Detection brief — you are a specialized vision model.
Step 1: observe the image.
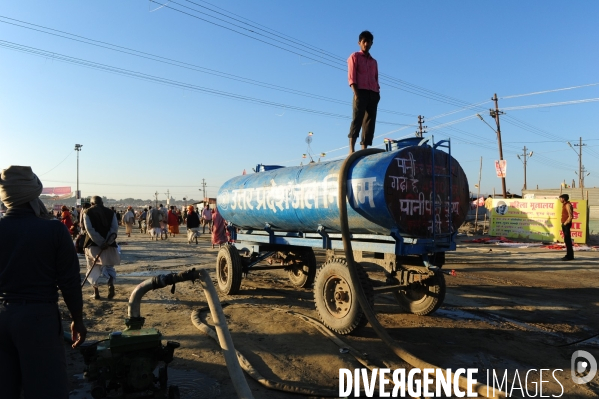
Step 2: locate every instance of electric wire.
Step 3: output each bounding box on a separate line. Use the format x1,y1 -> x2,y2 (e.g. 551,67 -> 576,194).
151,0 -> 502,109
180,0 -> 346,64
150,0 -> 346,71
0,16 -> 417,118
501,83 -> 599,99
178,0 -> 494,110
38,150 -> 73,176
5,10 -> 595,178
42,179 -> 220,188
167,0 -> 599,156
0,40 -> 410,126
502,98 -> 599,111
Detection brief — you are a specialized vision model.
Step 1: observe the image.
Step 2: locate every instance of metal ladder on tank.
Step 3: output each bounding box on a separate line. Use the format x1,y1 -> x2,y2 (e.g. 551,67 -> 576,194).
430,137 -> 453,247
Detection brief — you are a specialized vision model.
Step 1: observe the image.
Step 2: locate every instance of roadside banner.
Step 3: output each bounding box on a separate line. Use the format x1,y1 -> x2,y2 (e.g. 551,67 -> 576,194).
42,186 -> 72,196
470,196 -> 485,209
488,199 -> 587,243
494,160 -> 506,178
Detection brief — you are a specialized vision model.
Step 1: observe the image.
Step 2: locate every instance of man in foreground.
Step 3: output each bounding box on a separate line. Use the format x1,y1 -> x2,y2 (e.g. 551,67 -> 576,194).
0,165 -> 87,398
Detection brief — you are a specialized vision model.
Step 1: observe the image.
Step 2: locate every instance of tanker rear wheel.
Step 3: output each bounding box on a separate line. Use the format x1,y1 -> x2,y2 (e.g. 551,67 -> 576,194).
287,248 -> 317,288
313,259 -> 374,335
216,245 -> 242,295
393,271 -> 445,316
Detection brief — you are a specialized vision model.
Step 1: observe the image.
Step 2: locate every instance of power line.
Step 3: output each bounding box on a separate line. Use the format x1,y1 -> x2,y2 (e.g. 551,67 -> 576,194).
42,179 -> 221,188
150,0 -> 501,109
502,98 -> 599,111
176,0 -> 490,109
501,83 -> 599,99
0,39 -> 410,126
0,16 -> 417,118
5,11 -> 594,170
150,0 -> 346,70
180,0 -> 346,64
38,150 -> 73,176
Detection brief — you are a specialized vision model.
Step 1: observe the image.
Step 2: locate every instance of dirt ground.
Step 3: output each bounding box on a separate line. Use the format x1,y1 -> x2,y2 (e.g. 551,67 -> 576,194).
63,226 -> 599,399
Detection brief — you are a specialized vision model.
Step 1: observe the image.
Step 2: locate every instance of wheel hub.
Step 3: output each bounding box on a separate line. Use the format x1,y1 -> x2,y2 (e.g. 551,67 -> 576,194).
323,276 -> 352,319
218,258 -> 228,283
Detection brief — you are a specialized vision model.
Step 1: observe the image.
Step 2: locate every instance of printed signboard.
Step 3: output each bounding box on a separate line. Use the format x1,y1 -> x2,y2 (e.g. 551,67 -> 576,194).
488,199 -> 587,243
494,160 -> 507,178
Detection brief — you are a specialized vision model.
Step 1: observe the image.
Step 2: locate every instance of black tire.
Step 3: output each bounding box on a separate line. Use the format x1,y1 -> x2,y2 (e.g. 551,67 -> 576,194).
216,245 -> 243,295
287,248 -> 317,288
393,271 -> 446,315
168,385 -> 180,399
313,259 -> 374,335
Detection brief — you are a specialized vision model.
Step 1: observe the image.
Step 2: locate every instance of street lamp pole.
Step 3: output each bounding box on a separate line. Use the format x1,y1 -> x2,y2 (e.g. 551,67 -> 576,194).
74,144 -> 83,204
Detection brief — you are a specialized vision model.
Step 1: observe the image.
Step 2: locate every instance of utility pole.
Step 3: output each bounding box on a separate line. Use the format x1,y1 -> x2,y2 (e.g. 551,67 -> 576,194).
573,137 -> 586,188
201,179 -> 207,201
154,191 -> 159,208
516,146 -> 533,191
474,156 -> 482,233
490,94 -> 507,198
165,189 -> 170,206
416,115 -> 427,138
568,137 -> 588,198
74,144 -> 83,205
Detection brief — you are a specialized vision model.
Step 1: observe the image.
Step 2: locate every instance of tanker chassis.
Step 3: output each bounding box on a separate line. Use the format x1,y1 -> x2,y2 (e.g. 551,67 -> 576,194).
214,137 -> 470,335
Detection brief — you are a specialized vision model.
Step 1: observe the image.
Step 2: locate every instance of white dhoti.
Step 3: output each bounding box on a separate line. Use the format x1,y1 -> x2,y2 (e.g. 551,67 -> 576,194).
85,246 -> 120,287
150,227 -> 161,238
187,227 -> 200,243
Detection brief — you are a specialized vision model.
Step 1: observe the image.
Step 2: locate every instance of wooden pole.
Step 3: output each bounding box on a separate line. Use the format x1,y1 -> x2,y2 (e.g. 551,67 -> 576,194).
483,212 -> 487,235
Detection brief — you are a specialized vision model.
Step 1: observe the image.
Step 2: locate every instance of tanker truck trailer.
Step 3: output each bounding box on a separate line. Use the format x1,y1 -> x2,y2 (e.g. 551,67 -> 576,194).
215,137 -> 470,334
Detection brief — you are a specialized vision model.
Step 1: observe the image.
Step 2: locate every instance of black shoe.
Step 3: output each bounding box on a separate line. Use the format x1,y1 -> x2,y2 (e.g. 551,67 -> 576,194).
561,256 -> 574,261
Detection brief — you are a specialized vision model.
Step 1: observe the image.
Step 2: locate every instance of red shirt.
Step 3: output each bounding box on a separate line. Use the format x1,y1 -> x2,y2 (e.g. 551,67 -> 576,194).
347,51 -> 380,92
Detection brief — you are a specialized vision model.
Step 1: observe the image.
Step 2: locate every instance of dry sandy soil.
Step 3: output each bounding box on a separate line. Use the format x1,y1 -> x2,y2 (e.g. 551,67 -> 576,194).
63,226 -> 599,398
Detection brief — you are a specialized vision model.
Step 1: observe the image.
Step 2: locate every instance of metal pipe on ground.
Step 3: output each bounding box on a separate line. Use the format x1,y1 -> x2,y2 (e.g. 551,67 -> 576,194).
126,269 -> 253,399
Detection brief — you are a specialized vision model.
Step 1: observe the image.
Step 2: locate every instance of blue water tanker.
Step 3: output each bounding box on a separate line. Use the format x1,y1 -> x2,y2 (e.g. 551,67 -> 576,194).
217,138 -> 469,237
214,137 -> 469,335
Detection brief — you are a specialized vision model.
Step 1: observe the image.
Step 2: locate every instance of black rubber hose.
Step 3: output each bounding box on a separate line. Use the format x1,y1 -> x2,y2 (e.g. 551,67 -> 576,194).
338,149 -> 503,398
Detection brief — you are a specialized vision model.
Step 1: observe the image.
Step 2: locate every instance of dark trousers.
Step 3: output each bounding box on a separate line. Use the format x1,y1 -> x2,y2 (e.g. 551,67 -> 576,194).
562,222 -> 574,259
202,219 -> 213,234
0,302 -> 68,399
348,89 -> 380,146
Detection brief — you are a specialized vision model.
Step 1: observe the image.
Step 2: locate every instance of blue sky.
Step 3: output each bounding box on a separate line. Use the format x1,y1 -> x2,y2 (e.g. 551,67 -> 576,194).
1,1 -> 597,201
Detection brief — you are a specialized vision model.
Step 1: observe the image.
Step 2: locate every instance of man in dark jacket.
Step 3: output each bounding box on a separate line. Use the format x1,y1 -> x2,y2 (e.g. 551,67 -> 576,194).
186,205 -> 201,244
83,196 -> 120,299
0,165 -> 87,398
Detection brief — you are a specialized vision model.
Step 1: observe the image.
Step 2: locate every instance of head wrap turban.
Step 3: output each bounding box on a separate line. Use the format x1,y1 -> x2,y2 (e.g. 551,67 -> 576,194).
188,205 -> 194,213
0,165 -> 49,218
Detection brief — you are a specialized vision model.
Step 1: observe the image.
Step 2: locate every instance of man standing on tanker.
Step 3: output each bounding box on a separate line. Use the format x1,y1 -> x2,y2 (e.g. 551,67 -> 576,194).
347,30 -> 380,155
